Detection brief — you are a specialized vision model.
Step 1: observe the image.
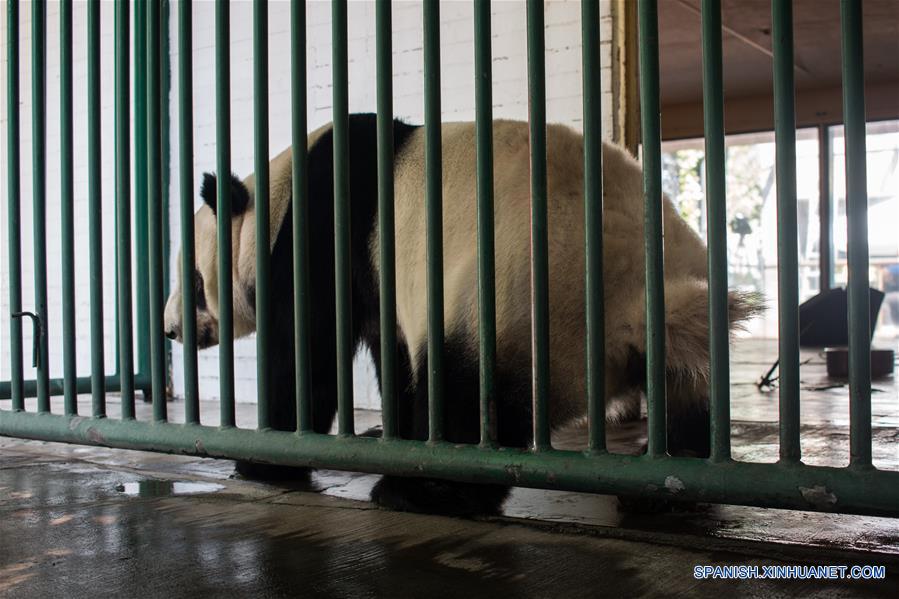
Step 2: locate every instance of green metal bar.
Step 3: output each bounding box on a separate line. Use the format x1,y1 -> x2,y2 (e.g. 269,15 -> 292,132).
582,0 -> 605,454
31,0 -> 50,413
332,0 -> 353,436
116,0 -> 135,419
6,0 -> 24,412
423,0 -> 444,443
161,1 -> 172,368
376,0 -> 398,439
527,0 -> 551,451
134,0 -> 151,396
60,0 -> 76,416
148,0 -> 167,422
2,411 -> 898,517
637,0 -> 666,457
179,0 -> 200,425
254,0 -> 272,430
1,375 -> 151,401
772,0 -> 800,463
817,125 -> 833,292
701,0 -> 730,462
291,0 -> 312,433
87,0 -> 105,417
215,0 -> 235,427
840,0 -> 871,469
474,0 -> 496,447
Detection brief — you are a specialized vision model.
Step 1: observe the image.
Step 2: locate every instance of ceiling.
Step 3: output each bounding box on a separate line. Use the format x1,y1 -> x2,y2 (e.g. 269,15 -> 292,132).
656,0 -> 899,137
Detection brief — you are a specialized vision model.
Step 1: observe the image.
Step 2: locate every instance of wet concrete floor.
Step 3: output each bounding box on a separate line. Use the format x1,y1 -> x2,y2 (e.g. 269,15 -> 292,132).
1,435 -> 898,598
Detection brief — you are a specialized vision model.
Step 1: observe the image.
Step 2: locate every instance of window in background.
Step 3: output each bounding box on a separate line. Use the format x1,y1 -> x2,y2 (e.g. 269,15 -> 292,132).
831,120 -> 899,341
661,128 -> 820,338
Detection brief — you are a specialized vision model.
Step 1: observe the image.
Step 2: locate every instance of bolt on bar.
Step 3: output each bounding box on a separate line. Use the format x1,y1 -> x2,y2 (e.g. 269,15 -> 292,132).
179,0 -> 200,425
474,0 -> 497,447
87,0 -> 106,418
254,0 -> 272,431
291,0 -> 312,433
215,0 -> 236,427
637,0 -> 667,457
772,0 -> 800,463
840,0 -> 872,468
701,0 -> 731,461
376,0 -> 398,439
60,0 -> 76,415
134,0 -> 151,396
423,0 -> 444,443
332,0 -> 354,436
582,0 -> 606,453
148,0 -> 167,422
116,0 -> 135,418
32,0 -> 50,413
6,0 -> 24,412
526,0 -> 551,452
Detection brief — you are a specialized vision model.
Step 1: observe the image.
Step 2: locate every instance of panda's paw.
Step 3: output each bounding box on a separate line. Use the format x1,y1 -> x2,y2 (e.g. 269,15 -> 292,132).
370,475 -> 509,517
233,460 -> 314,485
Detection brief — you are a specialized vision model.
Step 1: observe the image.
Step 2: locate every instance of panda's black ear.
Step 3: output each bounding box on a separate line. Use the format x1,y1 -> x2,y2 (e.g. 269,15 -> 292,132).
199,172 -> 250,217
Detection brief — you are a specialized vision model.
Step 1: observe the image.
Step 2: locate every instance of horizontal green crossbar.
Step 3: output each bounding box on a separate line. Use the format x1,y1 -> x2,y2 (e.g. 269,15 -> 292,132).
0,375 -> 151,401
1,411 -> 897,517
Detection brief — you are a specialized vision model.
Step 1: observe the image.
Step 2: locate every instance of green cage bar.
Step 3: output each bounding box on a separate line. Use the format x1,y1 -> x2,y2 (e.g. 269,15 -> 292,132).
60,0 -> 76,415
4,412 -> 898,516
701,0 -> 730,461
332,0 -> 354,436
116,0 -> 135,418
254,0 -> 272,430
6,0 -> 24,412
581,0 -> 605,453
291,0 -> 312,433
840,0 -> 872,468
215,0 -> 236,427
817,125 -> 833,292
148,0 -> 167,422
474,0 -> 496,447
87,0 -> 106,417
31,0 -> 50,413
376,0 -> 398,439
772,0 -> 800,463
424,0 -> 444,443
637,0 -> 666,457
134,0 -> 151,396
179,0 -> 200,425
526,0 -> 551,451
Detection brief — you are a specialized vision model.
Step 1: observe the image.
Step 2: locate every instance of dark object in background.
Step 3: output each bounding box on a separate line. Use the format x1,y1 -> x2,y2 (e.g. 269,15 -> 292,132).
825,347 -> 895,379
757,287 -> 887,388
798,287 -> 884,347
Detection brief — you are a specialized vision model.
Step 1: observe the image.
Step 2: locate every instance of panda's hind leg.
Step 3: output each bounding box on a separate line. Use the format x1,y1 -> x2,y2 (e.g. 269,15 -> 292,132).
369,336 -> 511,516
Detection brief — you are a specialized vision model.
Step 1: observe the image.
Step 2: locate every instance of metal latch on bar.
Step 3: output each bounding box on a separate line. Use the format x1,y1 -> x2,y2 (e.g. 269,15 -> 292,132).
12,311 -> 42,369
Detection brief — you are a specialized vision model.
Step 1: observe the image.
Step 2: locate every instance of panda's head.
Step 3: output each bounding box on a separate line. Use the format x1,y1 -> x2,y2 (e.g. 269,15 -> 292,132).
163,171 -> 258,349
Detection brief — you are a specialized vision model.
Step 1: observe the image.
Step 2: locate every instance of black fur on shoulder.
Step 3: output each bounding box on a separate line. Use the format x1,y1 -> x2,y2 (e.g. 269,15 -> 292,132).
200,172 -> 250,216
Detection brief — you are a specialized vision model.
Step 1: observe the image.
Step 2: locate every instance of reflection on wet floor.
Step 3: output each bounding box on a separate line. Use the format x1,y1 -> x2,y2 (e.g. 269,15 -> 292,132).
116,480 -> 225,497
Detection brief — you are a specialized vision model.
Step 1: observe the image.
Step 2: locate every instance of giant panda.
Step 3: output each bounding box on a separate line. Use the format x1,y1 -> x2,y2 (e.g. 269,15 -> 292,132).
163,113 -> 759,515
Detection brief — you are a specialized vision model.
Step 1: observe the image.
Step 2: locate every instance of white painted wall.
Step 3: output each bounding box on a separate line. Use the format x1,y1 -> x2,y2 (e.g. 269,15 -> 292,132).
2,1 -> 614,412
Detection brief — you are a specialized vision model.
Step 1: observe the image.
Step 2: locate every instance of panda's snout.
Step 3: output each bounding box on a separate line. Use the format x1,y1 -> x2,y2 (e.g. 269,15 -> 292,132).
164,323 -> 181,341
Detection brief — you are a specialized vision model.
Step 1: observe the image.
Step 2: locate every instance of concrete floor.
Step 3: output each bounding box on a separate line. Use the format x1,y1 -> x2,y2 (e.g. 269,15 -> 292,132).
1,338 -> 898,597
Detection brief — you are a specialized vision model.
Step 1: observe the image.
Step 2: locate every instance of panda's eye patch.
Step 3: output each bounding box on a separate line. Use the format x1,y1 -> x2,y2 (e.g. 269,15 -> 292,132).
194,270 -> 207,310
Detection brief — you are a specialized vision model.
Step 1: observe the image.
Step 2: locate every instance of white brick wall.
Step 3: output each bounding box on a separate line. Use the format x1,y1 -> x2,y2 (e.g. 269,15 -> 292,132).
2,1 -> 613,412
